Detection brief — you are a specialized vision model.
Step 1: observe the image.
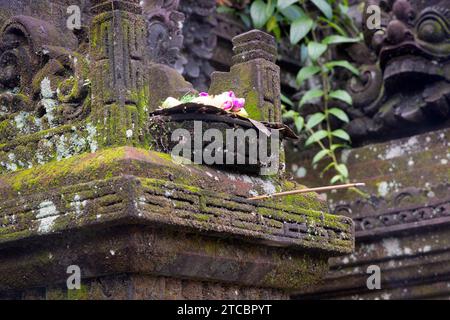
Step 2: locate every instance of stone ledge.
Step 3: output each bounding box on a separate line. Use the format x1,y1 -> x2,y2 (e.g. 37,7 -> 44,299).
0,147 -> 353,255
0,220 -> 329,294
1,274 -> 290,300
0,175 -> 353,254
0,146 -> 353,295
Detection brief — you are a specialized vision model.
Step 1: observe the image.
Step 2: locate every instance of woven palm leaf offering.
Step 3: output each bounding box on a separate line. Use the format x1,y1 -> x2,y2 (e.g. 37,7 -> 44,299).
149,91 -> 298,174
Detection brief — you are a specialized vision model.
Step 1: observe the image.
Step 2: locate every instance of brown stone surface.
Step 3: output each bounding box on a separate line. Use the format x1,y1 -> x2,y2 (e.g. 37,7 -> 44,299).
0,147 -> 354,299
292,127 -> 450,300
0,0 -> 91,29
2,274 -> 288,300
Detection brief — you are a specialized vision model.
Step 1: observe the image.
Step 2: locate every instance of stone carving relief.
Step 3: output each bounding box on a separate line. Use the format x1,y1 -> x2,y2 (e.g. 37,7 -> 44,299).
333,183 -> 450,237
143,0 -> 185,67
345,0 -> 450,141
0,15 -> 90,135
216,0 -> 251,10
179,0 -> 217,91
0,13 -> 93,174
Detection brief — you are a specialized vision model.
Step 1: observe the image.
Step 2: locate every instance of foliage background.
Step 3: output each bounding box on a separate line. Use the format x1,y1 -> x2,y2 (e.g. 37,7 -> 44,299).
218,0 -> 363,184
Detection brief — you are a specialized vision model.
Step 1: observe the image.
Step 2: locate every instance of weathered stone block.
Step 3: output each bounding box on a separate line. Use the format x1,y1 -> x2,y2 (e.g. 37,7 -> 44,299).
292,127 -> 450,300
210,30 -> 281,123
0,147 -> 353,299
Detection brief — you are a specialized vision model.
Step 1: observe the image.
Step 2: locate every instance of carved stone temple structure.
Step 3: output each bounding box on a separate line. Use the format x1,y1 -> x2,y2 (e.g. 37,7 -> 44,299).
290,0 -> 450,300
0,1 -> 353,299
179,0 -> 450,301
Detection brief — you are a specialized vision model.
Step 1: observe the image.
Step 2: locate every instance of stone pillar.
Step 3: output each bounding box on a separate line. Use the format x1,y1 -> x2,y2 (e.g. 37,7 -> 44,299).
90,0 -> 149,146
210,30 -> 281,123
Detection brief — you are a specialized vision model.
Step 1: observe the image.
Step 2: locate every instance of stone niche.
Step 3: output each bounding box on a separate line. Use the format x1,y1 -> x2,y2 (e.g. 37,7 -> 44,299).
0,0 -> 353,300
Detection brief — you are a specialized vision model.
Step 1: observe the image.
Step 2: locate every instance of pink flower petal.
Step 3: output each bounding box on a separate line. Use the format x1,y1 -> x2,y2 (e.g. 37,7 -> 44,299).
233,98 -> 245,109
199,92 -> 209,97
228,91 -> 236,98
223,101 -> 233,110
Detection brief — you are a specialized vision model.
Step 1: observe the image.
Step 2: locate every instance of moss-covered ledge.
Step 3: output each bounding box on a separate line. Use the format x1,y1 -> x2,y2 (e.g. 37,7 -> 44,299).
0,146 -> 353,252
0,146 -> 353,296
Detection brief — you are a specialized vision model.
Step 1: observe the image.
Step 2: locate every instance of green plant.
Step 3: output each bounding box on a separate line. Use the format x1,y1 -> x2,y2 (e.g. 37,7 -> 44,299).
222,0 -> 361,184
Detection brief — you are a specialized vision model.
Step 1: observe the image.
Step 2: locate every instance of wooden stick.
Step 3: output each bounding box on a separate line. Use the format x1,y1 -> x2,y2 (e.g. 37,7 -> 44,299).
248,183 -> 366,201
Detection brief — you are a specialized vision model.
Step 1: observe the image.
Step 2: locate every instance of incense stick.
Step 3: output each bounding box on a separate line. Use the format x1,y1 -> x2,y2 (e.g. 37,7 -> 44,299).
248,183 -> 366,200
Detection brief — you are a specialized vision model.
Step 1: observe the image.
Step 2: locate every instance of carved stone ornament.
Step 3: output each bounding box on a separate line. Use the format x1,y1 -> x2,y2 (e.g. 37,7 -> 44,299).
143,0 -> 185,67
179,0 -> 218,91
345,0 -> 450,141
0,15 -> 90,128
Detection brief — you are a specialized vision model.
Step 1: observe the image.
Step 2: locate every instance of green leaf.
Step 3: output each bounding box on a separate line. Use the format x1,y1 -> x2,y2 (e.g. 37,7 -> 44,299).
305,130 -> 328,146
239,13 -> 252,28
280,5 -> 305,21
322,35 -> 360,45
266,0 -> 276,16
331,144 -> 346,152
336,164 -> 349,178
311,0 -> 333,19
266,16 -> 278,33
251,0 -> 270,29
290,16 -> 313,45
266,15 -> 282,39
295,116 -> 305,132
281,94 -> 294,107
277,0 -> 298,10
330,90 -> 353,105
322,162 -> 335,175
325,60 -> 359,75
313,149 -> 330,164
318,17 -> 347,36
306,112 -> 325,129
339,3 -> 349,14
296,65 -> 321,85
217,6 -> 235,14
299,89 -> 324,106
332,129 -> 351,141
308,42 -> 327,61
300,43 -> 308,64
328,108 -> 349,123
272,26 -> 282,40
282,110 -> 297,120
330,175 -> 343,184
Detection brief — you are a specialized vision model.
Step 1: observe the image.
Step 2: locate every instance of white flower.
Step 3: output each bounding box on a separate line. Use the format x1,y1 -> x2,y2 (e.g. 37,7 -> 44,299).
161,97 -> 181,109
191,96 -> 215,106
159,92 -> 249,118
211,92 -> 232,109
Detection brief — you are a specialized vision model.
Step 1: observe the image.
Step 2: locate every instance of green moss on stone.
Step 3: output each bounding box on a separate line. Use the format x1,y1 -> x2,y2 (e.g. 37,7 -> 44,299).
67,285 -> 89,300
